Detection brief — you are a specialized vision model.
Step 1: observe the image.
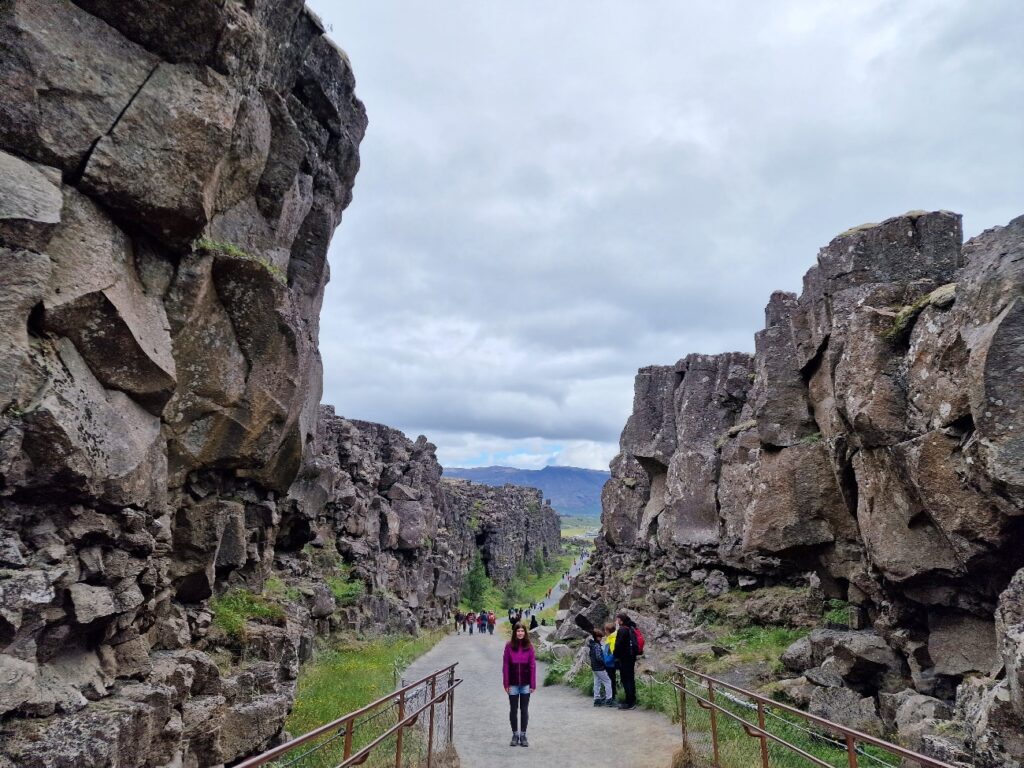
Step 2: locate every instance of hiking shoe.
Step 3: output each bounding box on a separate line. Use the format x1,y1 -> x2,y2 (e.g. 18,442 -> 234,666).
603,698 -> 617,706
618,703 -> 636,710
519,734 -> 529,747
510,733 -> 519,747
593,699 -> 603,707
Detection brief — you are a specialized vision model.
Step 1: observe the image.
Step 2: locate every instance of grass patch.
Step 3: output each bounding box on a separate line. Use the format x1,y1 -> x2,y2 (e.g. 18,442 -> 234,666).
678,677 -> 896,767
327,565 -> 365,606
285,631 -> 445,766
691,626 -> 808,676
210,589 -> 285,642
824,599 -> 850,627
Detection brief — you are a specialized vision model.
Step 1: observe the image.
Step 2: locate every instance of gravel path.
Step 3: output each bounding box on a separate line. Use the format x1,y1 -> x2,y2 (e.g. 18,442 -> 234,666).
403,625 -> 682,768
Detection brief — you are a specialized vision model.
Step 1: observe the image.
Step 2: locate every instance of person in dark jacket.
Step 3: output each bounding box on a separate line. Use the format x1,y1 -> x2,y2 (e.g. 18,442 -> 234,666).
502,623 -> 537,747
529,614 -> 538,630
613,611 -> 637,709
588,629 -> 614,706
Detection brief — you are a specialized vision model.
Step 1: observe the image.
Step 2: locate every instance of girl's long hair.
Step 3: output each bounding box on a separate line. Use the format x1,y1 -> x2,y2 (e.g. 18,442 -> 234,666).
510,622 -> 532,650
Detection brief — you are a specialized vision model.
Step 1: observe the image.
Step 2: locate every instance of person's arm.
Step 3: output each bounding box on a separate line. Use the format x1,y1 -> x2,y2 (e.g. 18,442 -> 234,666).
502,644 -> 511,692
529,647 -> 537,691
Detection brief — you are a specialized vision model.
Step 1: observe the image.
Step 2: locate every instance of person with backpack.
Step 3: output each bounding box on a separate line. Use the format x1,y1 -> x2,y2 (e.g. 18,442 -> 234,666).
467,611 -> 476,634
588,628 -> 614,706
613,611 -> 642,710
454,610 -> 464,634
602,621 -> 617,701
477,610 -> 486,635
487,610 -> 496,635
502,622 -> 536,747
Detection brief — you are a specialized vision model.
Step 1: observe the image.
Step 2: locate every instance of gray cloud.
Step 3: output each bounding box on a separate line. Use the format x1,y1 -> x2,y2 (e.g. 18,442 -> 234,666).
307,0 -> 1024,470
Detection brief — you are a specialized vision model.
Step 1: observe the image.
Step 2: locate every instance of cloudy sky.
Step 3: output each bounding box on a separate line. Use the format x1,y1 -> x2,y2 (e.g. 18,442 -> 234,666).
306,0 -> 1023,471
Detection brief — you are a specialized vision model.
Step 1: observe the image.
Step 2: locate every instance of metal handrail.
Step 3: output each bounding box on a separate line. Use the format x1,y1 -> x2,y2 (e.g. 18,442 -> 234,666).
674,665 -> 959,768
235,663 -> 459,768
339,679 -> 463,768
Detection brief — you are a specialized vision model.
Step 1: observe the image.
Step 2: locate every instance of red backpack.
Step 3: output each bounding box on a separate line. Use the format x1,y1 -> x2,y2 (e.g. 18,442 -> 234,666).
631,626 -> 645,656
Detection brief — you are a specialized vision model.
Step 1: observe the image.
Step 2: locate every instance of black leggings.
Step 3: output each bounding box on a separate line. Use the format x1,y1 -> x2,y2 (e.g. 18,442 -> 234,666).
508,693 -> 530,732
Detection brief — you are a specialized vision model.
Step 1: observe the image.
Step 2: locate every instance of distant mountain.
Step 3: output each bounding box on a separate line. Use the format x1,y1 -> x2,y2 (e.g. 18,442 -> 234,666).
443,465 -> 609,518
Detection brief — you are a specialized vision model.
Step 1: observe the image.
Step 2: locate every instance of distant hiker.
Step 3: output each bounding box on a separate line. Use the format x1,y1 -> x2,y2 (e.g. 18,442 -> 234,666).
529,614 -> 538,630
487,611 -> 496,634
467,611 -> 476,635
477,611 -> 486,635
588,628 -> 614,706
502,622 -> 536,747
613,612 -> 638,710
603,621 -> 618,700
455,611 -> 464,634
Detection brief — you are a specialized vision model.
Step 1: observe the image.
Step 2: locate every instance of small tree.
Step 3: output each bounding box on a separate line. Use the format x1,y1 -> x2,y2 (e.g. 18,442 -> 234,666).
462,553 -> 489,607
532,552 -> 546,577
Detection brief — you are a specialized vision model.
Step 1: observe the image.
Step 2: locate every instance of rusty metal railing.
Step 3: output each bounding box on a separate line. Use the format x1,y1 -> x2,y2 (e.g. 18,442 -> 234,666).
236,664 -> 461,768
673,666 -> 958,768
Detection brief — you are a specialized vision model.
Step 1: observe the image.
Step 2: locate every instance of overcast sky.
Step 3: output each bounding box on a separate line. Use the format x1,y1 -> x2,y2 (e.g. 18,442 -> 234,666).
305,1 -> 1023,471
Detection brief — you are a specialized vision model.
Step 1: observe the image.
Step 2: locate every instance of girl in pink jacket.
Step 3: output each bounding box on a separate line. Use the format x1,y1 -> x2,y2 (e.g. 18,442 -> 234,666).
502,623 -> 536,747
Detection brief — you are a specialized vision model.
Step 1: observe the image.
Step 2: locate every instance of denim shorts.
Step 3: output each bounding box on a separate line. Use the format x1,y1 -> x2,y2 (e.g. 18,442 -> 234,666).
508,685 -> 531,695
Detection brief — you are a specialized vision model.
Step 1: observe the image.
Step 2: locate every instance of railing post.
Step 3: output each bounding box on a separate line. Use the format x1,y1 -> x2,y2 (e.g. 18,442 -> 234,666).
756,701 -> 770,768
448,687 -> 455,744
708,680 -> 721,768
679,681 -> 688,746
427,674 -> 437,768
846,734 -> 859,768
343,714 -> 354,760
395,689 -> 405,768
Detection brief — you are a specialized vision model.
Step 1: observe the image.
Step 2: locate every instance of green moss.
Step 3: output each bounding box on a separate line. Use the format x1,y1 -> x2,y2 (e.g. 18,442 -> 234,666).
798,431 -> 823,445
195,237 -> 287,285
882,283 -> 956,343
210,589 -> 286,642
263,576 -> 301,602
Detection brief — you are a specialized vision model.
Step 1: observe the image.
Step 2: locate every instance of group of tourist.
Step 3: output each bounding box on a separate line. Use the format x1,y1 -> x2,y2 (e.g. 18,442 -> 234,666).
499,610 -> 642,748
454,609 -> 496,635
584,612 -> 640,711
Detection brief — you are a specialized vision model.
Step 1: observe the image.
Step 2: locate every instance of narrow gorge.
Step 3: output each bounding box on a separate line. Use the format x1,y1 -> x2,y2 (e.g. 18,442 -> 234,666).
561,210 -> 1024,767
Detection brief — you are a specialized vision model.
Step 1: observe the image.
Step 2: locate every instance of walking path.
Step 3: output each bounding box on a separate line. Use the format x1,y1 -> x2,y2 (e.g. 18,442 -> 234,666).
404,623 -> 681,768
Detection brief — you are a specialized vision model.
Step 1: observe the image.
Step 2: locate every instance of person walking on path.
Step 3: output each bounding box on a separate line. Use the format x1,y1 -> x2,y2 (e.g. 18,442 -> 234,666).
588,629 -> 614,706
502,622 -> 537,747
602,622 -> 617,701
454,610 -> 464,634
487,610 -> 496,635
529,614 -> 538,630
613,612 -> 638,710
467,611 -> 476,635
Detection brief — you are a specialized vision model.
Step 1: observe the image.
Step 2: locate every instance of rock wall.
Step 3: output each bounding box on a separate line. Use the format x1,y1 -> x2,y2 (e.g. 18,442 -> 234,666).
443,478 -> 562,586
571,210 -> 1024,765
285,407 -> 475,633
0,1 -> 375,765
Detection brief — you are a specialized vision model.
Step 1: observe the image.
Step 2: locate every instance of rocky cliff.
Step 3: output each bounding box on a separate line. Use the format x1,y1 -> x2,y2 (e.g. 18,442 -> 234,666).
0,1 -> 375,764
443,478 -> 562,587
286,407 -> 475,632
567,210 -> 1024,766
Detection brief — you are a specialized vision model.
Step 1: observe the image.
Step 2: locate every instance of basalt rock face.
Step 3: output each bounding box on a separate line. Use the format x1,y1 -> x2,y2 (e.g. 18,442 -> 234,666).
571,211 -> 1024,765
284,407 -> 475,633
0,2 -> 369,766
443,478 -> 562,586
